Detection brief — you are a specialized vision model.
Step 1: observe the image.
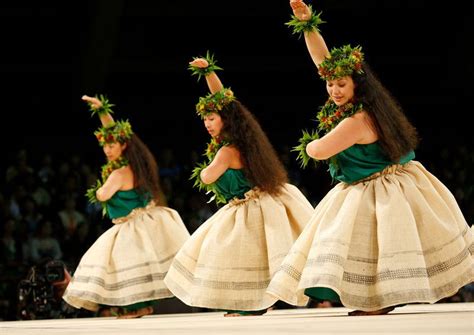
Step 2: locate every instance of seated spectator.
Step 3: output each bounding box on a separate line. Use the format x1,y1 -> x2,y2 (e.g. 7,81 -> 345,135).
29,218 -> 62,263
20,196 -> 43,237
57,197 -> 87,241
0,217 -> 23,266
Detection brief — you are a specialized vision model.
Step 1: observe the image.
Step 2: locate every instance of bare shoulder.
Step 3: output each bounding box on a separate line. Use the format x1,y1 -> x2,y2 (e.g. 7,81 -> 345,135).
337,111 -> 367,129
349,110 -> 375,128
218,145 -> 240,157
110,165 -> 132,179
117,165 -> 132,173
352,110 -> 378,143
116,165 -> 135,188
352,110 -> 370,121
216,144 -> 242,168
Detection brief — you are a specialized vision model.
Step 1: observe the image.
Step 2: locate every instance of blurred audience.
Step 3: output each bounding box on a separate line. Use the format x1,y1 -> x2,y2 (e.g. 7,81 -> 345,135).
0,144 -> 472,320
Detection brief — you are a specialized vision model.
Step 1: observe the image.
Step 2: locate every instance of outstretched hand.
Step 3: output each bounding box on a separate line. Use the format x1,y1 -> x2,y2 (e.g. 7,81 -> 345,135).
189,58 -> 209,69
290,0 -> 312,21
82,95 -> 102,109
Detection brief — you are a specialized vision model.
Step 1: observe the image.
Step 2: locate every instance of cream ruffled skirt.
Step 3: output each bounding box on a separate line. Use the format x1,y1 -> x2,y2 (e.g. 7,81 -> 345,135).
163,183 -> 314,311
267,161 -> 474,311
62,205 -> 190,311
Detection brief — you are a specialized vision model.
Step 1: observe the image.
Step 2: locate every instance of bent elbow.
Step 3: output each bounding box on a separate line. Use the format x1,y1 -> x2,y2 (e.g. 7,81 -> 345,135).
306,141 -> 331,160
200,170 -> 214,185
96,189 -> 109,202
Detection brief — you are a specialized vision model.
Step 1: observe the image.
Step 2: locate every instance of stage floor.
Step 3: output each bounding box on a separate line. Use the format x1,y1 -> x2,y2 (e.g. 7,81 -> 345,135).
1,302 -> 473,335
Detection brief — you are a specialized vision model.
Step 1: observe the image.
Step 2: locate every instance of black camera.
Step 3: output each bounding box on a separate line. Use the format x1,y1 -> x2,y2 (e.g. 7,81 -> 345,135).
17,259 -> 74,320
45,260 -> 65,283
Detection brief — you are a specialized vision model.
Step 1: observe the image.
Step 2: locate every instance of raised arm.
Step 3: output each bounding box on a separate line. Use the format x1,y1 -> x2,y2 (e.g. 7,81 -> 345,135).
289,0 -> 330,67
189,53 -> 224,94
82,95 -> 115,127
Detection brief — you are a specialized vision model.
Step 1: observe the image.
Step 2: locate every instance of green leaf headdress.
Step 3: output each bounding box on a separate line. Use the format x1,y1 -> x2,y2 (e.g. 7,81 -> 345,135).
318,45 -> 364,81
86,95 -> 134,146
195,88 -> 236,119
94,120 -> 134,146
188,52 -> 236,118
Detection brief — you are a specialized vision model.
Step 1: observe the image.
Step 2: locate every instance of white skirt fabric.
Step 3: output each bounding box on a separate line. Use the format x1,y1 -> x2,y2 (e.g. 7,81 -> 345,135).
164,183 -> 314,311
62,205 -> 190,311
267,161 -> 474,311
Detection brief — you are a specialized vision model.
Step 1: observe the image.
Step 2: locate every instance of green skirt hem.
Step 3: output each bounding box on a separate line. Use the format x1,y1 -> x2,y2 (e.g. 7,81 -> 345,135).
304,287 -> 341,303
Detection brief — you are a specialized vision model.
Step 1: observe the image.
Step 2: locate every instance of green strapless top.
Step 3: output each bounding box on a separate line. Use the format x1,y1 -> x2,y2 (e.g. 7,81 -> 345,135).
329,142 -> 415,183
215,169 -> 252,202
105,189 -> 150,219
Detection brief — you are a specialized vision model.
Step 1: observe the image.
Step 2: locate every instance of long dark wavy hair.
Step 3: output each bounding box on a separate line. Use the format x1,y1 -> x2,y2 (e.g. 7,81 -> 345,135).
352,63 -> 419,162
121,134 -> 164,205
219,100 -> 288,194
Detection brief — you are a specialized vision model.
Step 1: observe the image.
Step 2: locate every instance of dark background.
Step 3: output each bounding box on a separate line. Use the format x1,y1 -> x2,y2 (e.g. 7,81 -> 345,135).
0,0 -> 473,320
2,0 -> 473,158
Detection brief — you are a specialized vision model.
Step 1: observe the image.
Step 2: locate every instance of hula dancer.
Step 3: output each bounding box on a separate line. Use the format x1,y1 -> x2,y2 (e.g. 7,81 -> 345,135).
164,53 -> 314,316
62,95 -> 190,318
267,0 -> 474,316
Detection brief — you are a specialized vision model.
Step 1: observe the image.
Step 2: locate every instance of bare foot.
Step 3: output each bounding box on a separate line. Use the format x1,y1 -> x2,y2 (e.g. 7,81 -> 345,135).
348,306 -> 395,316
316,301 -> 333,308
98,307 -> 119,317
224,310 -> 267,317
117,306 -> 154,319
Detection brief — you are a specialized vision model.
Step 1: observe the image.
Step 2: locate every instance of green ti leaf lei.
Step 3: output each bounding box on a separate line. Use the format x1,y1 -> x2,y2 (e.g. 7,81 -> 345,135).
188,51 -> 223,81
293,100 -> 364,168
286,5 -> 325,38
190,138 -> 230,205
85,156 -> 129,216
292,129 -> 320,169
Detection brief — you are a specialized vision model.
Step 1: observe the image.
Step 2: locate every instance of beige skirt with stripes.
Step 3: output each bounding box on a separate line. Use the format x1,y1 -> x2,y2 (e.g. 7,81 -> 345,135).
267,161 -> 474,311
163,183 -> 314,311
62,204 -> 190,311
